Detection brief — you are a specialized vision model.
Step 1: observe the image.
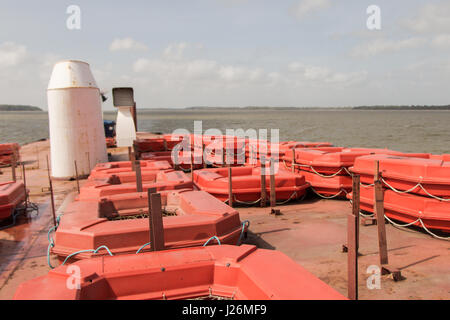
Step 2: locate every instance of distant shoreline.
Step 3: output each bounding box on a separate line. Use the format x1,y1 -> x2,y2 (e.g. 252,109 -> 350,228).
2,105 -> 450,112
134,105 -> 450,111
0,105 -> 42,111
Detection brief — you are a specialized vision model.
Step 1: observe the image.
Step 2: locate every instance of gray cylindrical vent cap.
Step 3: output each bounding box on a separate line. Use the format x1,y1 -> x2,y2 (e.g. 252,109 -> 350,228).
112,87 -> 135,107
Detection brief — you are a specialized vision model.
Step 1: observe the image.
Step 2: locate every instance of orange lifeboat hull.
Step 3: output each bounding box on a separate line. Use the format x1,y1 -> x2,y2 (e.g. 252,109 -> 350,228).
348,186 -> 450,233
246,140 -> 333,160
78,170 -> 192,201
89,160 -> 172,179
283,148 -> 431,198
135,134 -> 184,153
141,151 -> 204,170
105,137 -> 116,148
52,190 -> 245,262
15,244 -> 347,300
351,154 -> 450,198
193,166 -> 309,203
0,181 -> 26,219
0,143 -> 20,166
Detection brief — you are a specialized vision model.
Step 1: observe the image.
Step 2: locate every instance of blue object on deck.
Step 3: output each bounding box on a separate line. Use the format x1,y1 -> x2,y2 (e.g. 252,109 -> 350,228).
104,120 -> 116,138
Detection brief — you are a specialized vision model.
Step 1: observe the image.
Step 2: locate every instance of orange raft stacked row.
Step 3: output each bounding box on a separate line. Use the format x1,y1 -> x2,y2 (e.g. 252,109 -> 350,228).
89,160 -> 172,180
193,166 -> 309,204
0,143 -> 20,167
282,147 -> 430,199
105,137 -> 116,148
0,181 -> 26,220
351,154 -> 450,198
348,187 -> 450,233
51,190 -> 246,263
140,151 -> 204,171
15,245 -> 346,300
244,140 -> 333,165
78,162 -> 192,201
348,154 -> 450,233
203,137 -> 246,167
134,134 -> 185,156
78,171 -> 192,201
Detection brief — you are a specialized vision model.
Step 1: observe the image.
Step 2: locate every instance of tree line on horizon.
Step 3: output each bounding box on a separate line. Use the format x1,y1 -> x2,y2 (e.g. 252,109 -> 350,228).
1,104 -> 449,112
0,105 -> 42,111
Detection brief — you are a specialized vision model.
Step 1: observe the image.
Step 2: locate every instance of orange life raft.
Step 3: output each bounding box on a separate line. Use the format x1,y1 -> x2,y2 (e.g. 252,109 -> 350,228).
15,245 -> 346,300
134,134 -> 185,153
0,181 -> 26,220
0,143 -> 20,166
105,137 -> 116,148
78,169 -> 192,201
351,154 -> 450,198
348,186 -> 450,233
283,148 -> 431,198
141,151 -> 204,170
52,190 -> 245,263
89,160 -> 172,179
245,140 -> 333,160
193,166 -> 309,203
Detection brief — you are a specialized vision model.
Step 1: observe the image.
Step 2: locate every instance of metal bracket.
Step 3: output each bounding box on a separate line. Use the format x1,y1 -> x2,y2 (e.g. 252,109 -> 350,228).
270,208 -> 281,216
361,216 -> 377,226
381,264 -> 404,282
341,244 -> 362,256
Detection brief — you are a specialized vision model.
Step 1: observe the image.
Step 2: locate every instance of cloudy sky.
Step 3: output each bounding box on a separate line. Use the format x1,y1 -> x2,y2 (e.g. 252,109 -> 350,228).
1,0 -> 449,110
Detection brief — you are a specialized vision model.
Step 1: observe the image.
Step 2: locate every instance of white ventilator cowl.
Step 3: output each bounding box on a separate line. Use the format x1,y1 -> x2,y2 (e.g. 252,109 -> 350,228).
47,60 -> 108,179
116,107 -> 137,147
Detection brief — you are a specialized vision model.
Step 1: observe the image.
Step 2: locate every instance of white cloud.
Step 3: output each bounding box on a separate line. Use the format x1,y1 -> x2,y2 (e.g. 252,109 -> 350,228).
288,62 -> 365,85
402,2 -> 450,34
431,34 -> 450,47
133,56 -> 267,85
325,71 -> 367,86
109,38 -> 148,51
162,42 -> 204,60
351,38 -> 426,58
0,42 -> 27,68
163,42 -> 188,59
291,0 -> 331,20
303,66 -> 330,80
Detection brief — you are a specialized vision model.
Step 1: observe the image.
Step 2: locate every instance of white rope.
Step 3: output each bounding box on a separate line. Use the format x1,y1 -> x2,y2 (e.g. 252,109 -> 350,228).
384,215 -> 421,228
359,211 -> 375,218
282,159 -> 353,178
224,190 -> 302,206
225,196 -> 261,206
360,183 -> 375,188
310,187 -> 347,199
282,159 -> 292,170
380,177 -> 423,194
381,177 -> 450,202
348,196 -> 449,240
417,218 -> 450,240
276,191 -> 302,205
308,166 -> 347,178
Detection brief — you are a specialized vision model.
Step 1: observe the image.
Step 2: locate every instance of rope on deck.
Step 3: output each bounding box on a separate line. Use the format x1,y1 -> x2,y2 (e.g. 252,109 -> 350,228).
348,200 -> 450,241
381,177 -> 450,202
203,236 -> 221,246
61,245 -> 114,266
310,187 -> 347,199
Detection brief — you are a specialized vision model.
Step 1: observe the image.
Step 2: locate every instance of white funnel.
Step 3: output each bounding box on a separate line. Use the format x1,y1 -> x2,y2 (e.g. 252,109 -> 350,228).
47,60 -> 108,179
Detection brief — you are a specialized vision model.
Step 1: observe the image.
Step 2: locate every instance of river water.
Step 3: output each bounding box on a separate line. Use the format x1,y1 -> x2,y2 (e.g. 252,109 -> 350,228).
1,109 -> 449,154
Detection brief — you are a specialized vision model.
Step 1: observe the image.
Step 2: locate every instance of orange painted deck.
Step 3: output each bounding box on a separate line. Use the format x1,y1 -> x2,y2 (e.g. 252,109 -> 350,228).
0,139 -> 449,300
